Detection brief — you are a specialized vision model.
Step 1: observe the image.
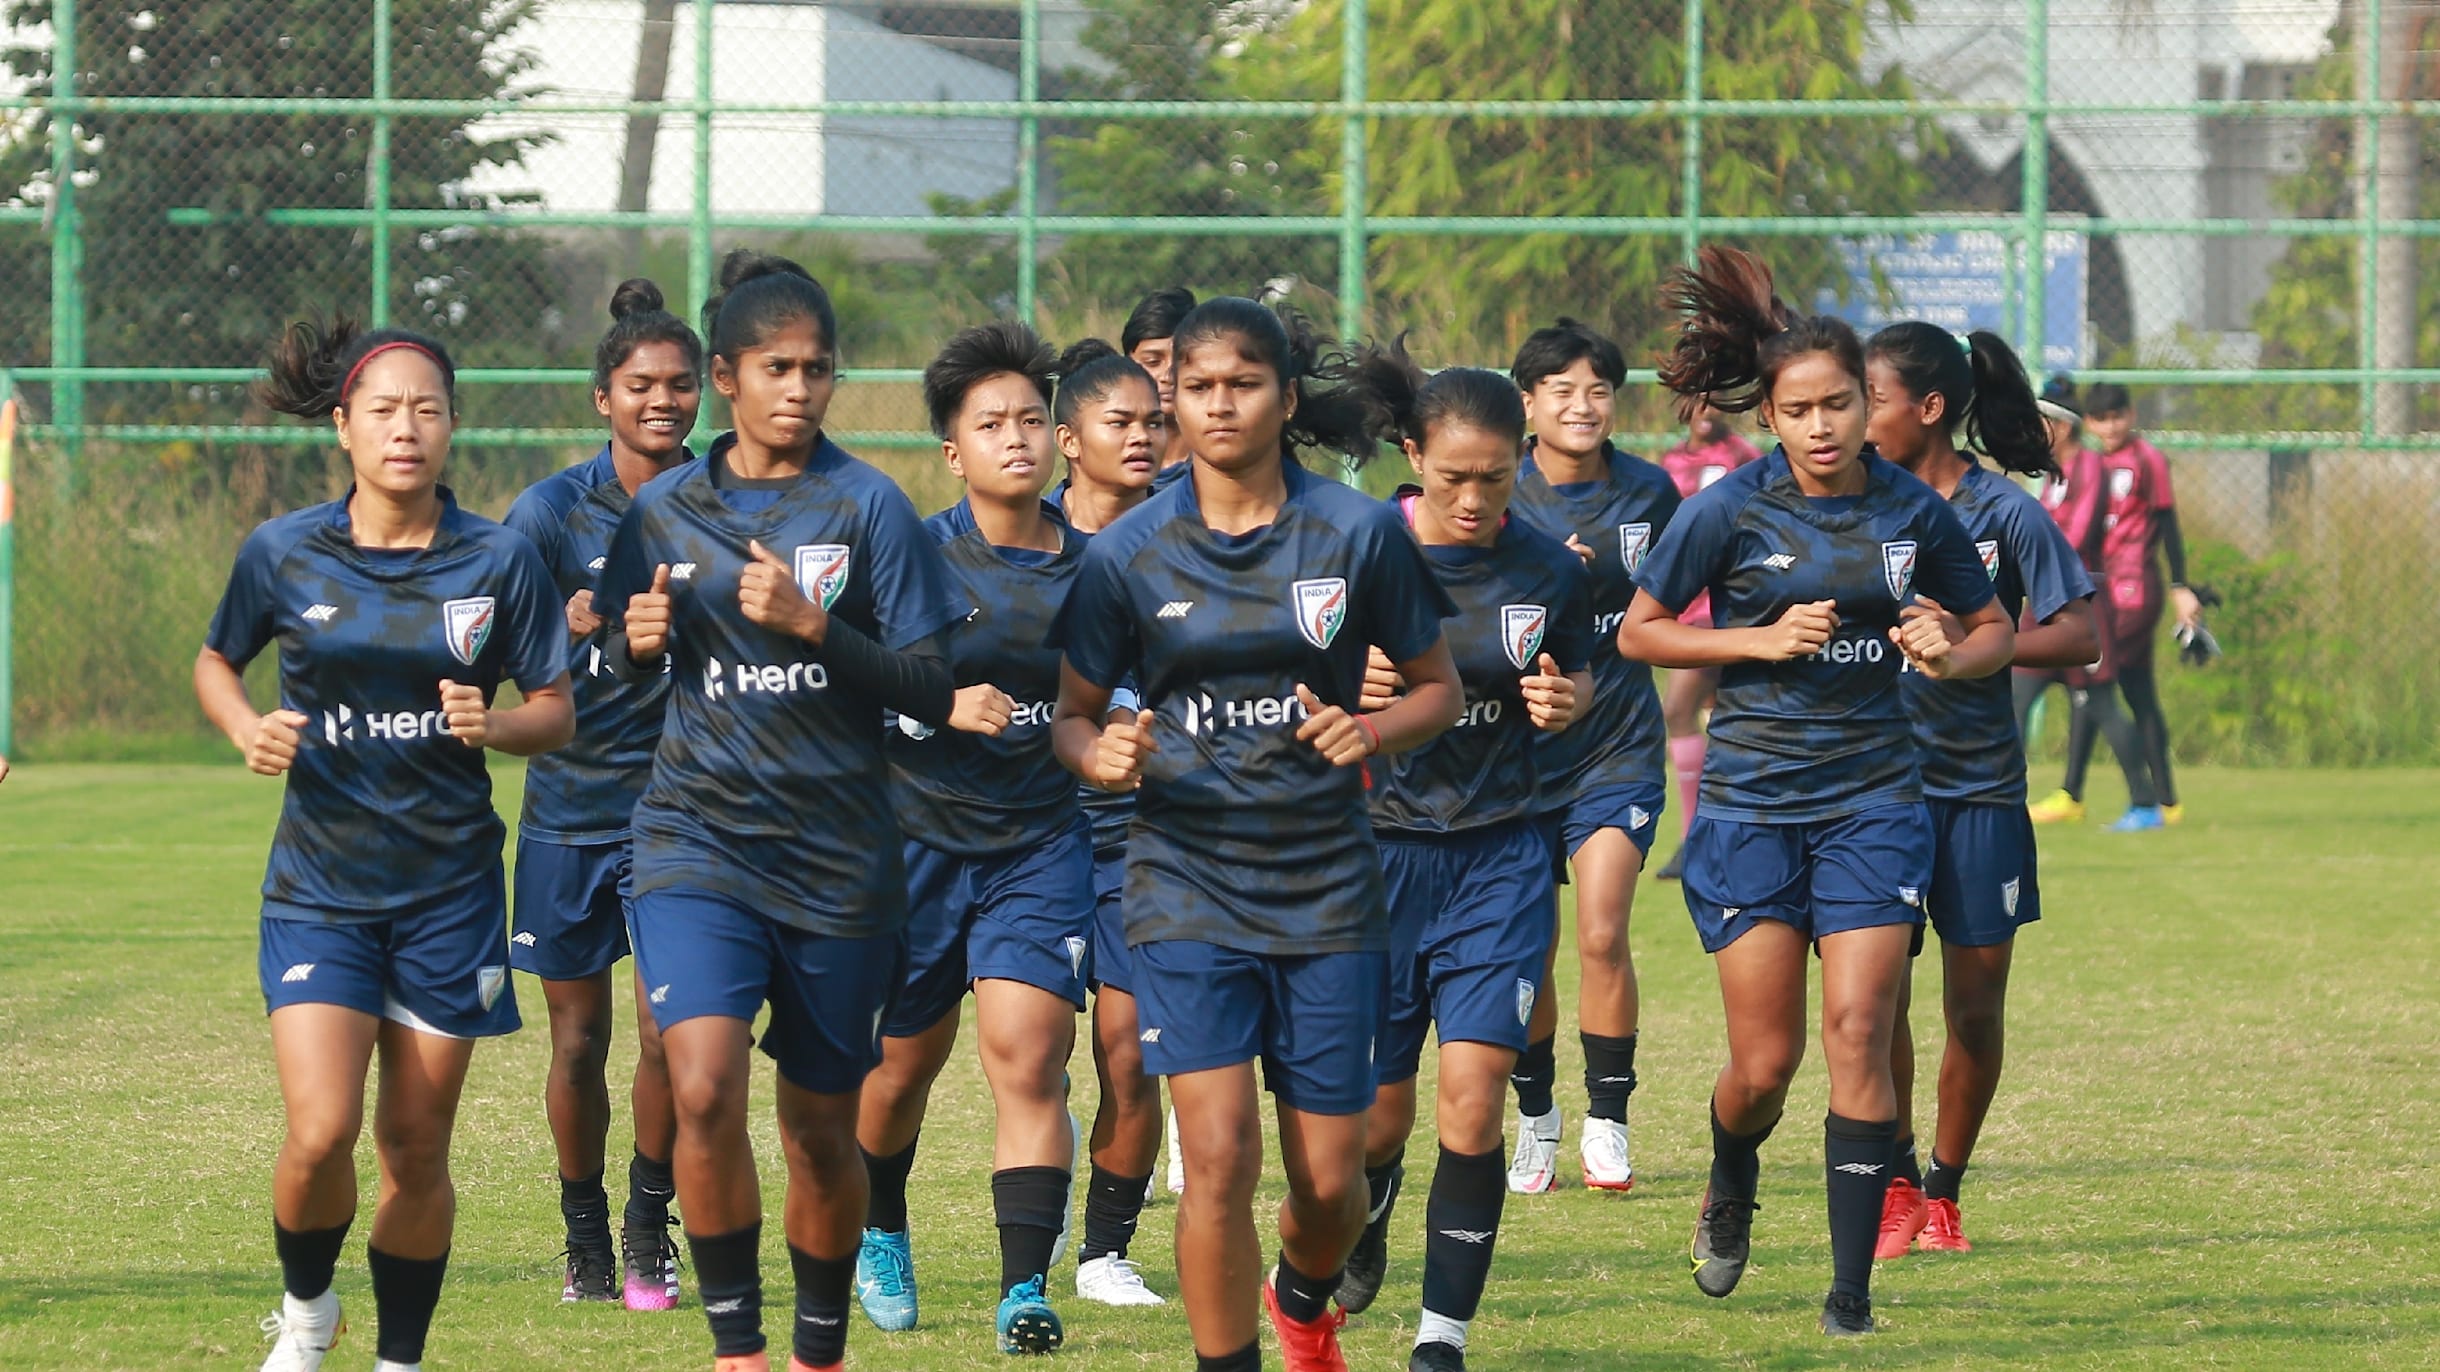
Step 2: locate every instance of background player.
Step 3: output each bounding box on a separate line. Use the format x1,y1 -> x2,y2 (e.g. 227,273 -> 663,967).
200,316 -> 575,1372
2014,377 -> 2113,801
1653,402 -> 1761,882
501,278 -> 700,1311
1123,286 -> 1198,470
1049,297 -> 1462,1372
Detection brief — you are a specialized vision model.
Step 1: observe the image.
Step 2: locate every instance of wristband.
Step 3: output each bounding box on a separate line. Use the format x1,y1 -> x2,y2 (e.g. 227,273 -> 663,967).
1355,713 -> 1382,756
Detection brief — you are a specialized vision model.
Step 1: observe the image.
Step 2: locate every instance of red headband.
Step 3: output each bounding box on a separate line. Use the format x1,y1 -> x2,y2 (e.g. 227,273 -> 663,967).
339,340 -> 444,407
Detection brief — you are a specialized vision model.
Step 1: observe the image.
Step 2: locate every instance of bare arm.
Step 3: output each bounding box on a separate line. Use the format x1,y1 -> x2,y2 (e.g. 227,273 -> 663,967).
1616,589 -> 1839,669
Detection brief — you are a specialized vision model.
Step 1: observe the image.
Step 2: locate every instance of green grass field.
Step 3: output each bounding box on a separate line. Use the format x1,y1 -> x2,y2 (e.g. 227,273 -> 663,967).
1,763 -> 2435,1369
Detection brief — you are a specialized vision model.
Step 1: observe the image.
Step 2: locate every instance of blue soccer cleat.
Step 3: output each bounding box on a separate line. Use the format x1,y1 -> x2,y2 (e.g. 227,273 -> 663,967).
2107,805 -> 2166,832
996,1274 -> 1064,1355
855,1227 -> 919,1332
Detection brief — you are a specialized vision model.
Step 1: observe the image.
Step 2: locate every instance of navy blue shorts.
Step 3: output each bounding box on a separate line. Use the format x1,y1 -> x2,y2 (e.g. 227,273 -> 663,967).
630,886 -> 908,1095
1377,820 -> 1557,1084
1681,804 -> 1933,954
1926,800 -> 2041,948
510,835 -> 633,981
1131,940 -> 1389,1116
1552,782 -> 1666,860
1086,849 -> 1133,995
258,869 -> 519,1039
886,818 -> 1094,1039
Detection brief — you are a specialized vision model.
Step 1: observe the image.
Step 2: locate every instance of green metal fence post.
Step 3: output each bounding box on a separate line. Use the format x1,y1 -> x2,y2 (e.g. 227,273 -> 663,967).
2354,0 -> 2381,439
48,0 -> 81,484
371,0 -> 393,325
2020,0 -> 2048,367
0,373 -> 15,760
1680,0 -> 1704,268
1337,0 -> 1368,340
688,0 -> 715,333
1017,0 -> 1041,324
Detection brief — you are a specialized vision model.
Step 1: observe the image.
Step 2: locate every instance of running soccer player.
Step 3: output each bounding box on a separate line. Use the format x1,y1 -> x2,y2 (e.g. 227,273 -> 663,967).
1620,246 -> 2014,1337
1123,287 -> 1198,470
1049,297 -> 1463,1372
1861,323 -> 2098,1259
199,316 -> 575,1372
594,250 -> 968,1372
501,278 -> 699,1311
1654,403 -> 1762,883
1049,337 -> 1175,1307
1501,317 -> 1682,1195
2015,378 -> 2121,813
1334,340 -> 1595,1372
852,322 -> 1092,1354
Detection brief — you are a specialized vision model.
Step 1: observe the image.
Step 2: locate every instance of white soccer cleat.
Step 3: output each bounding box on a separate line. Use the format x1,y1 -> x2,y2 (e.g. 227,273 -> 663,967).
256,1291 -> 343,1372
1164,1106 -> 1186,1195
1580,1116 -> 1635,1192
371,1362 -> 422,1372
1507,1107 -> 1563,1195
1075,1254 -> 1167,1307
1048,1109 -> 1082,1269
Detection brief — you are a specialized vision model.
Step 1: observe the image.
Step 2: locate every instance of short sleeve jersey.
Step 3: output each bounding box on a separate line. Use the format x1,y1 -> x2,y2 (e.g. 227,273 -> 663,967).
1633,448 -> 1998,824
887,499 -> 1086,857
595,435 -> 970,937
1506,441 -> 1683,807
2036,444 -> 2107,570
502,447 -> 680,843
204,489 -> 569,922
1049,457 -> 1457,954
1901,465 -> 2094,804
2098,437 -> 2175,582
1369,494 -> 1595,836
1054,477 -> 1145,858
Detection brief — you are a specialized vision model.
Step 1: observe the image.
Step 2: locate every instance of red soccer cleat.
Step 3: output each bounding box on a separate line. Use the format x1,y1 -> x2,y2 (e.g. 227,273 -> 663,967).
1875,1178 -> 1928,1260
1916,1197 -> 1973,1252
788,1360 -> 841,1372
1263,1271 -> 1351,1372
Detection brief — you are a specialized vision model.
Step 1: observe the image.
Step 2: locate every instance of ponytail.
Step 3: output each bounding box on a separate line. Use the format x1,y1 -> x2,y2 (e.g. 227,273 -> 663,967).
1655,245 -> 1861,422
254,314 -> 455,419
594,277 -> 705,392
1348,333 -> 1526,451
1865,322 -> 2056,478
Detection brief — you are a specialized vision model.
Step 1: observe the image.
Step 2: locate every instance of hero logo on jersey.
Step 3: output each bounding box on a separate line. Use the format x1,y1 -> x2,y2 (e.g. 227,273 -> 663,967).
1976,539 -> 2002,581
1880,540 -> 1918,601
1500,604 -> 1549,670
1291,577 -> 1348,650
1618,522 -> 1653,572
794,544 -> 853,610
442,596 -> 496,666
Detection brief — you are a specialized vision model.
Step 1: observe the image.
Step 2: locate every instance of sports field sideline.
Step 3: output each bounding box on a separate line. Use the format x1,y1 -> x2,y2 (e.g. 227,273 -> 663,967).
1,763 -> 2433,1369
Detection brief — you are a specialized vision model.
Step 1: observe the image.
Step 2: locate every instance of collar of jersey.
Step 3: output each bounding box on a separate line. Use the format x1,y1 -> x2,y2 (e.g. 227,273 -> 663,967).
679,431 -> 849,534
1173,450 -> 1308,547
942,494 -> 1082,566
1520,437 -> 1623,495
314,483 -> 471,577
1761,445 -> 1894,530
583,442 -> 692,508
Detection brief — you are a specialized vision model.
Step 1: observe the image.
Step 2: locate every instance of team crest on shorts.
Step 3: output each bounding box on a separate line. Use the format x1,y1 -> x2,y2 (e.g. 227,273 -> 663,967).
1977,540 -> 2001,581
1618,522 -> 1653,572
1628,805 -> 1652,831
442,596 -> 496,666
795,544 -> 853,610
1292,577 -> 1349,649
2001,877 -> 2022,918
1501,604 -> 1548,670
1881,541 -> 1919,601
1066,936 -> 1089,979
477,964 -> 507,1011
1515,978 -> 1537,1027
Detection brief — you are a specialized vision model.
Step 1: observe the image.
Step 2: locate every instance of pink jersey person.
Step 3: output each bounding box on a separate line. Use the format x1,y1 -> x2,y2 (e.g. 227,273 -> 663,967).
1657,415 -> 1760,626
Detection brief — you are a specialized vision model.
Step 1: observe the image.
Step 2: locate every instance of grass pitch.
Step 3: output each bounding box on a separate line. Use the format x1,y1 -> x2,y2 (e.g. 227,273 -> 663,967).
1,763 -> 2435,1369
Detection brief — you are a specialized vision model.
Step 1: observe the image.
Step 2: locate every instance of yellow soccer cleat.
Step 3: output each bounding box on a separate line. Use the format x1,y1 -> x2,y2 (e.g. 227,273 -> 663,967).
2161,803 -> 2185,825
2026,789 -> 2085,824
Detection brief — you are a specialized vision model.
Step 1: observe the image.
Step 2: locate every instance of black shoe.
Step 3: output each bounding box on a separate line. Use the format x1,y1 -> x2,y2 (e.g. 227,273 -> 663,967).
1337,1162 -> 1401,1315
1409,1340 -> 1466,1371
1689,1190 -> 1758,1298
561,1234 -> 618,1304
1655,848 -> 1687,882
1821,1290 -> 1875,1336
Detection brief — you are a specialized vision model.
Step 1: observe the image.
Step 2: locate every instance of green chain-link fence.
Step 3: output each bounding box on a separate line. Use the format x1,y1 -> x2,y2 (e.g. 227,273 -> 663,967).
1,0 -> 2435,761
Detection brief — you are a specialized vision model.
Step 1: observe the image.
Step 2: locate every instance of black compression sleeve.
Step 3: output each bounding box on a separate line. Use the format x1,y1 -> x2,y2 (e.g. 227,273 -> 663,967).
2157,507 -> 2189,586
608,633 -> 661,684
820,625 -> 954,725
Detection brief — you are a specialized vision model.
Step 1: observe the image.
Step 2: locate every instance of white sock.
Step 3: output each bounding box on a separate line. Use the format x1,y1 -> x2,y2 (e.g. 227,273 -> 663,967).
282,1289 -> 337,1324
372,1361 -> 421,1372
1417,1309 -> 1469,1349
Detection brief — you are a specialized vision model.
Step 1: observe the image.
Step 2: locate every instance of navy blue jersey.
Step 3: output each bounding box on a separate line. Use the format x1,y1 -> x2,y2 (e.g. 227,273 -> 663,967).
1050,458 -> 1457,953
503,446 -> 683,842
1902,465 -> 2094,804
1506,442 -> 1683,808
595,436 -> 969,936
1053,476 -> 1143,858
1370,497 -> 1596,836
888,498 -> 1086,857
204,488 -> 568,922
1634,448 -> 1997,823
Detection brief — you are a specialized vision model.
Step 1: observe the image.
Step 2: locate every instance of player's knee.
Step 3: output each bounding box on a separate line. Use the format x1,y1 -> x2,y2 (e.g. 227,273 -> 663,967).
668,1057 -> 748,1135
981,1032 -> 1071,1105
1727,1044 -> 1803,1099
548,1014 -> 612,1079
1820,1001 -> 1890,1063
283,1109 -> 363,1173
1577,910 -> 1633,971
1179,1118 -> 1261,1204
1946,999 -> 2006,1058
372,1119 -> 454,1195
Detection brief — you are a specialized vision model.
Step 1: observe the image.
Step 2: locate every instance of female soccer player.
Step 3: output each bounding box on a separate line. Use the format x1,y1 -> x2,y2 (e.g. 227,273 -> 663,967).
1861,323 -> 2098,1259
2015,379 -> 2120,811
595,249 -> 967,1372
1049,338 -> 1175,1307
502,278 -> 700,1311
1619,246 -> 2013,1336
1123,286 -> 1198,470
1334,340 -> 1595,1372
1654,403 -> 1762,882
1501,317 -> 1682,1195
200,317 -> 575,1372
852,321 -> 1093,1354
1049,298 -> 1463,1372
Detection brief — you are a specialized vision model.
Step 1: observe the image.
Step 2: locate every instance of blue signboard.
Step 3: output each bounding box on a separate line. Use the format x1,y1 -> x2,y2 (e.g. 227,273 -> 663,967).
1815,228 -> 2087,372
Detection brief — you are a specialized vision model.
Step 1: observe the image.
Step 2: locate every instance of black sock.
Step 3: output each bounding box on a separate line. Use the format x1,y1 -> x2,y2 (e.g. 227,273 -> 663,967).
626,1149 -> 675,1230
1892,1135 -> 1923,1190
274,1219 -> 350,1302
561,1168 -> 611,1250
861,1136 -> 919,1234
1197,1343 -> 1263,1372
1270,1251 -> 1344,1325
1824,1113 -> 1899,1301
1365,1147 -> 1407,1234
687,1222 -> 766,1357
1079,1164 -> 1152,1263
1582,1031 -> 1639,1123
366,1246 -> 448,1365
788,1243 -> 853,1369
1511,1034 -> 1557,1118
1420,1144 -> 1506,1323
1707,1100 -> 1777,1203
993,1165 -> 1070,1295
1924,1153 -> 1968,1204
